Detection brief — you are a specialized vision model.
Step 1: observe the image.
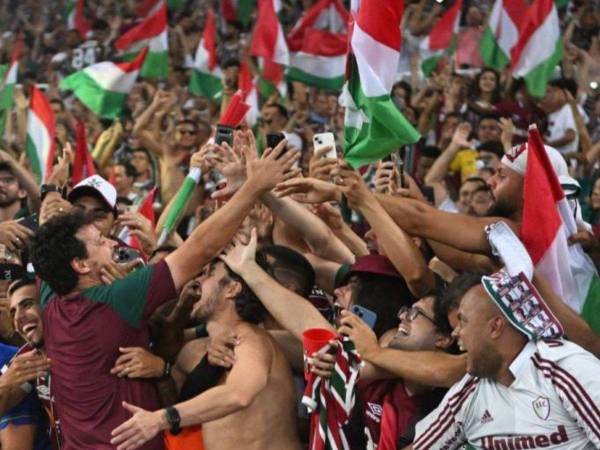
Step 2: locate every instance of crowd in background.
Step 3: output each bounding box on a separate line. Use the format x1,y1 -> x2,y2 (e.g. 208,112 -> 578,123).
0,0 -> 597,449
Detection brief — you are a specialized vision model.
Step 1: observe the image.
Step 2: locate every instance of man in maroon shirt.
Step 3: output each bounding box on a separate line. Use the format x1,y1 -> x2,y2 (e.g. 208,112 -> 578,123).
28,143 -> 297,450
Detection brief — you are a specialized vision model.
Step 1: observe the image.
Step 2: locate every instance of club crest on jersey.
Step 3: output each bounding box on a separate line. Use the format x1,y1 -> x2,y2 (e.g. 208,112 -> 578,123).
532,396 -> 550,420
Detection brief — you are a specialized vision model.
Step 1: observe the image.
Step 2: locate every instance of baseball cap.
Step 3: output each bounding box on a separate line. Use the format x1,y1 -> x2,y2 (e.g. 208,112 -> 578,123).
501,143 -> 568,177
335,254 -> 402,288
67,175 -> 117,213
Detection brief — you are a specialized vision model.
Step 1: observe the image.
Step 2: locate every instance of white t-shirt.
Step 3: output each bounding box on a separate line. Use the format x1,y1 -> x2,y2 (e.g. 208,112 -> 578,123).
545,104 -> 578,154
413,339 -> 600,449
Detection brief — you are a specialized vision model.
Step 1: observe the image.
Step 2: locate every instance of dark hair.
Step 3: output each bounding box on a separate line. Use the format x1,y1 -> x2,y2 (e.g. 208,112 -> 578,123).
477,140 -> 504,159
30,211 -> 95,295
392,80 -> 412,102
0,162 -> 14,175
463,176 -> 488,189
176,119 -> 198,131
116,160 -> 137,179
431,291 -> 460,354
440,271 -> 485,316
421,145 -> 442,159
222,58 -> 241,70
221,252 -> 271,324
353,273 -> 413,338
472,67 -> 501,104
548,77 -> 577,97
265,103 -> 289,120
7,278 -> 35,298
131,147 -> 151,159
261,245 -> 315,297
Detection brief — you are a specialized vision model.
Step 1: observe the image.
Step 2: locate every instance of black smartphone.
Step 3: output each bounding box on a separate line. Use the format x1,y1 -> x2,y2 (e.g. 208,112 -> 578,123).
115,247 -> 143,264
266,132 -> 285,150
18,214 -> 39,232
215,125 -> 234,146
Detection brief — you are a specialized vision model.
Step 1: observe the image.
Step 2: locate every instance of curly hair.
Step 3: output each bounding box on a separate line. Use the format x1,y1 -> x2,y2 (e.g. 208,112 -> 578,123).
30,211 -> 94,296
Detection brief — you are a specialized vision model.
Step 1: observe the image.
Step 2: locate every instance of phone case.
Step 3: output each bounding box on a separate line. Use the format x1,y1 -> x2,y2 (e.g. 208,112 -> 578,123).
313,133 -> 337,159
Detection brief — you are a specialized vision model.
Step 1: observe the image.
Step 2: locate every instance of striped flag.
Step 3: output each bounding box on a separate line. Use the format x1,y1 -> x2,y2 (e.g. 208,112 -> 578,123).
129,187 -> 157,254
0,41 -> 22,110
480,0 -> 524,70
522,126 -> 600,335
342,0 -> 420,168
222,0 -> 255,27
72,121 -> 96,185
286,0 -> 349,90
419,0 -> 462,77
25,86 -> 56,182
251,0 -> 289,98
115,1 -> 169,78
60,48 -> 148,119
302,337 -> 361,450
66,0 -> 92,39
239,62 -> 259,125
511,0 -> 562,97
189,8 -> 223,101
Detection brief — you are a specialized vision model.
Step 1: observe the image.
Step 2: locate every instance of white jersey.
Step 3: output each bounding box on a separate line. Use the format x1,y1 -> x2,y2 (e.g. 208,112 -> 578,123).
413,339 -> 600,449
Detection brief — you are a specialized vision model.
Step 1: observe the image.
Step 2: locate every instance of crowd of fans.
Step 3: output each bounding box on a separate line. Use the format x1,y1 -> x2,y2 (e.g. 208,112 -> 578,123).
0,0 -> 598,449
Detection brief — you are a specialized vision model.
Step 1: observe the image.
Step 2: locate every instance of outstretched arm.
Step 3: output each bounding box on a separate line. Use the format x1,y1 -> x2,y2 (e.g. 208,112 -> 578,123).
165,142 -> 298,290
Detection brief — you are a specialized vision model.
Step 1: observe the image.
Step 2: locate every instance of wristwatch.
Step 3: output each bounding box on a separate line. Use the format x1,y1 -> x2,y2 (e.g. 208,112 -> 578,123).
165,406 -> 181,435
40,184 -> 66,202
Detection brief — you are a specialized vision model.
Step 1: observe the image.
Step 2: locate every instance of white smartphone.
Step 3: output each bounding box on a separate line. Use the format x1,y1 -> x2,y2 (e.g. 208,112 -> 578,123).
313,132 -> 337,159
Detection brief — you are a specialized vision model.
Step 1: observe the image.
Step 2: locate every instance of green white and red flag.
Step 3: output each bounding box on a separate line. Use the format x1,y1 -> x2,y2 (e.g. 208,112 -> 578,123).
419,0 -> 462,77
115,1 -> 169,78
342,0 -> 420,168
25,86 -> 56,182
60,48 -> 148,119
511,0 -> 562,97
286,0 -> 349,90
222,0 -> 255,27
0,41 -> 22,110
67,0 -> 93,39
480,0 -> 525,71
189,8 -> 223,101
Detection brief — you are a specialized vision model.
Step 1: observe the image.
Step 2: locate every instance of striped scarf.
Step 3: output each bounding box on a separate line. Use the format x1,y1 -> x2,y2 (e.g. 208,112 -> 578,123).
302,337 -> 362,450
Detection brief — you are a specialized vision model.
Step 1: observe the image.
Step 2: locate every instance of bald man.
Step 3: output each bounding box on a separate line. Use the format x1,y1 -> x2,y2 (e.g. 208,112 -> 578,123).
405,274 -> 600,450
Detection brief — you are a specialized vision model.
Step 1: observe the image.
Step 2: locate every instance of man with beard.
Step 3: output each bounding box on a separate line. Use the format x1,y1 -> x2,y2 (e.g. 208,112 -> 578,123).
110,255 -> 302,450
407,272 -> 600,449
0,279 -> 55,448
204,232 -> 457,449
0,155 -> 40,223
30,143 -> 297,450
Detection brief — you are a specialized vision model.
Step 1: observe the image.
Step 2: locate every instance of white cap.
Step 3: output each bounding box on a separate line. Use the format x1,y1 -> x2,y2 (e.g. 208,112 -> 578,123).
501,143 -> 568,178
68,175 -> 117,211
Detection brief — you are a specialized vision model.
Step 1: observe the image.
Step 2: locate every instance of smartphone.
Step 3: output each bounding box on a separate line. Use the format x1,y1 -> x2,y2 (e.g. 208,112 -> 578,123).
18,214 -> 39,232
351,304 -> 377,330
115,247 -> 143,265
215,125 -> 234,146
266,132 -> 285,150
313,132 -> 337,159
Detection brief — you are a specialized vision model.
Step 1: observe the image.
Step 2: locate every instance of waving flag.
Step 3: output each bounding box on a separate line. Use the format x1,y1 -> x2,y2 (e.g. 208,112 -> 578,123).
511,0 -> 562,97
286,0 -> 349,90
419,0 -> 462,77
25,86 -> 56,182
0,41 -> 22,110
480,0 -> 524,70
189,8 -> 222,101
222,0 -> 255,27
72,121 -> 96,185
342,0 -> 420,168
67,0 -> 93,39
115,2 -> 169,78
60,48 -> 148,119
251,0 -> 289,97
239,62 -> 259,125
521,126 -> 600,335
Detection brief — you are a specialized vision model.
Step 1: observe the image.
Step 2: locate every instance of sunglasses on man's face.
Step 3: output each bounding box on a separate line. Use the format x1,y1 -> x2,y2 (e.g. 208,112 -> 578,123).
178,129 -> 196,135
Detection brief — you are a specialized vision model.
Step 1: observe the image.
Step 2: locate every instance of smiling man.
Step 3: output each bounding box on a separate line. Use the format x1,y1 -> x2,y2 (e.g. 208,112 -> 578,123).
407,272 -> 600,450
29,144 -> 297,449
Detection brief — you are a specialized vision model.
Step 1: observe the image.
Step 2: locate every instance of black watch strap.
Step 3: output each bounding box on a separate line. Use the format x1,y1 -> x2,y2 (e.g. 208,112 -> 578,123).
40,184 -> 65,202
165,406 -> 181,435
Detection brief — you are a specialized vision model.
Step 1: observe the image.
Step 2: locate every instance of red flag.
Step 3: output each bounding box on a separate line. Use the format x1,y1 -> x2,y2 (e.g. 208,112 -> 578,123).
129,187 -> 157,253
70,0 -> 93,39
107,166 -> 117,187
71,121 -> 96,184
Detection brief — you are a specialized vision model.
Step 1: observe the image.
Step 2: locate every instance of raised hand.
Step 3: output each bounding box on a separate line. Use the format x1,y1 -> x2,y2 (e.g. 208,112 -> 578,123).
450,122 -> 474,149
332,163 -> 372,211
115,212 -> 157,257
207,331 -> 239,369
0,350 -> 50,389
0,221 -> 34,253
337,310 -> 379,360
309,146 -> 337,181
246,139 -> 300,193
220,228 -> 258,276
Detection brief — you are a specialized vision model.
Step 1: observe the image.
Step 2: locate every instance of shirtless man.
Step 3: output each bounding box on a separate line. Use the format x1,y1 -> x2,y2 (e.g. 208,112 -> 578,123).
110,257 -> 301,450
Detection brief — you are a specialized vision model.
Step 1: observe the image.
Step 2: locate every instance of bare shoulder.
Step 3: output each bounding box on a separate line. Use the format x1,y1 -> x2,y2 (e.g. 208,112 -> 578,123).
234,324 -> 275,361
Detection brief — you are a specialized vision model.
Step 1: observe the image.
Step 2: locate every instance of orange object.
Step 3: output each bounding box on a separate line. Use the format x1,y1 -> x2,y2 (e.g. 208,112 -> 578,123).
164,426 -> 205,450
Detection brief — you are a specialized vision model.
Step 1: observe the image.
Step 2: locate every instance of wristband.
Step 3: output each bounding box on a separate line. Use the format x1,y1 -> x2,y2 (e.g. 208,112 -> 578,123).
40,184 -> 66,202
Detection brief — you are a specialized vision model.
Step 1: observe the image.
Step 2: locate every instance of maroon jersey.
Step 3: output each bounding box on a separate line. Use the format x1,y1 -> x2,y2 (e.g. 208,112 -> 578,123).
40,260 -> 177,450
